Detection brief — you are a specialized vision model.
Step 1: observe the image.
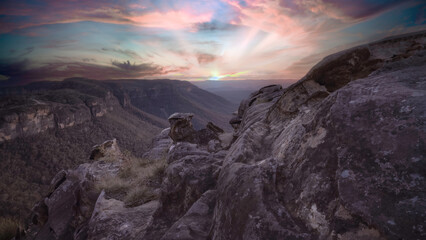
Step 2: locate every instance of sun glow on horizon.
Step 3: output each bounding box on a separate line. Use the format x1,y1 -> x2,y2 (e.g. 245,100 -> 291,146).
208,70 -> 250,80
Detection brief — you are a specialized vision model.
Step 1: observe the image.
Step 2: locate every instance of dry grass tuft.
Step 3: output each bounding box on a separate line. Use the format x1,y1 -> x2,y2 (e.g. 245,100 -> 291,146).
0,217 -> 22,240
95,150 -> 167,207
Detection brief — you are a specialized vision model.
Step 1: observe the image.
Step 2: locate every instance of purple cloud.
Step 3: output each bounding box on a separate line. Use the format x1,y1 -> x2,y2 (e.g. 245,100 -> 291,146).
279,0 -> 407,20
0,59 -> 185,86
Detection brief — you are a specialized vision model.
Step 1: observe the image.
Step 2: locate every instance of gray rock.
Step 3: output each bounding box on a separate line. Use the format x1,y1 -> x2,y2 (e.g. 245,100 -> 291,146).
144,141 -> 224,239
143,128 -> 173,161
89,139 -> 122,161
161,190 -> 217,240
87,191 -> 159,240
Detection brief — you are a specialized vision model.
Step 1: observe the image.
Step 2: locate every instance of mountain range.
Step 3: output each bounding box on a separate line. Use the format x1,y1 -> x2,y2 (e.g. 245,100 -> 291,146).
191,79 -> 294,104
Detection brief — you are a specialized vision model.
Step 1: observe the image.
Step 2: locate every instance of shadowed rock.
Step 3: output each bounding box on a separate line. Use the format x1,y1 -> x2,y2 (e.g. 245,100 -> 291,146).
168,113 -> 225,146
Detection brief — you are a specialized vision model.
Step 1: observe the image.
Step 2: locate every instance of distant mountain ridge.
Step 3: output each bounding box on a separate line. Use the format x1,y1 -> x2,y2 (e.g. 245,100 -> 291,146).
191,79 -> 294,104
0,78 -> 234,217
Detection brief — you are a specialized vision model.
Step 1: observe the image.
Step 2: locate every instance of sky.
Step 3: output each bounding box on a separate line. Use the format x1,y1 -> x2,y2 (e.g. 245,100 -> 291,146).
0,0 -> 425,85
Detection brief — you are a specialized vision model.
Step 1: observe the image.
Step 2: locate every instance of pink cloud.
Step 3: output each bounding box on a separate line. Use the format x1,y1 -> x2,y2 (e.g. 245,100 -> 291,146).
129,10 -> 213,29
0,1 -> 213,33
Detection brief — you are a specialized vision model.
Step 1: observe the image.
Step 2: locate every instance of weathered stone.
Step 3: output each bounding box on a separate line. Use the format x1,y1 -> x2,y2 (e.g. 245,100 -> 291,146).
87,191 -> 159,240
168,113 -> 197,143
161,190 -> 217,240
143,127 -> 173,161
206,122 -> 224,134
89,139 -> 121,161
144,141 -> 224,239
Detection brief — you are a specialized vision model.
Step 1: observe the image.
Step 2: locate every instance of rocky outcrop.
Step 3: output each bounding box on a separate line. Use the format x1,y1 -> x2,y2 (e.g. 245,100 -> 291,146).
87,191 -> 159,239
168,113 -> 197,143
168,112 -> 226,146
211,30 -> 426,239
23,140 -> 123,240
89,139 -> 121,161
20,31 -> 426,240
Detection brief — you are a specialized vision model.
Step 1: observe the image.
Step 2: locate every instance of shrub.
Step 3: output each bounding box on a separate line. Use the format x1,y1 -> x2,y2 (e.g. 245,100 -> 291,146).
95,152 -> 167,208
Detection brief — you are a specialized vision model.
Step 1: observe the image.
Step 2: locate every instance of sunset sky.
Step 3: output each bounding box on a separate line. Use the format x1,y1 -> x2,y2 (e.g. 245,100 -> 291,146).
0,0 -> 425,84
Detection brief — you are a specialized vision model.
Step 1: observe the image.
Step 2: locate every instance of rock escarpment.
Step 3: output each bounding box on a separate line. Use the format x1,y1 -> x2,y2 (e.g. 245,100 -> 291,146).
0,91 -> 117,142
20,31 -> 426,240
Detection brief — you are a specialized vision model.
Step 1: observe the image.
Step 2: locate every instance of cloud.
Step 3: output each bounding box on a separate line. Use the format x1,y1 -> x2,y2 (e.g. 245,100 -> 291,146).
82,58 -> 97,63
111,60 -> 162,73
42,40 -> 77,49
322,0 -> 405,20
279,0 -> 407,21
0,0 -> 214,33
196,53 -> 217,64
193,21 -> 238,31
128,10 -> 213,30
101,48 -> 143,60
0,59 -> 186,86
18,47 -> 34,57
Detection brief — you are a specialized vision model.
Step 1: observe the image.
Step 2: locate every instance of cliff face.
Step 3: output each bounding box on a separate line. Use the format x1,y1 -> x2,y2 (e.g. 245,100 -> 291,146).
0,91 -> 116,142
19,31 -> 426,240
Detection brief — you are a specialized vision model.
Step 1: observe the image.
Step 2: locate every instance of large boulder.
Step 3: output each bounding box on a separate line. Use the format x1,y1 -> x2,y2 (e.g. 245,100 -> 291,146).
168,112 -> 225,146
87,191 -> 159,239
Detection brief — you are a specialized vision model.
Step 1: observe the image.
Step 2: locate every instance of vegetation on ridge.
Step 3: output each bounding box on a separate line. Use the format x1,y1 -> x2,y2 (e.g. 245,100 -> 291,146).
96,150 -> 167,207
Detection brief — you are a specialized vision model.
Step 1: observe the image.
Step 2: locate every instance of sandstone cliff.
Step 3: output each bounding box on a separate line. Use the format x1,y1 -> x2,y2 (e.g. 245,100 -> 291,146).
18,31 -> 426,240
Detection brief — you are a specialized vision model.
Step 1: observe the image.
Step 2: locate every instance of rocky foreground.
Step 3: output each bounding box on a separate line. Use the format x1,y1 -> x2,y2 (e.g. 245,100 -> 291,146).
18,31 -> 425,239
